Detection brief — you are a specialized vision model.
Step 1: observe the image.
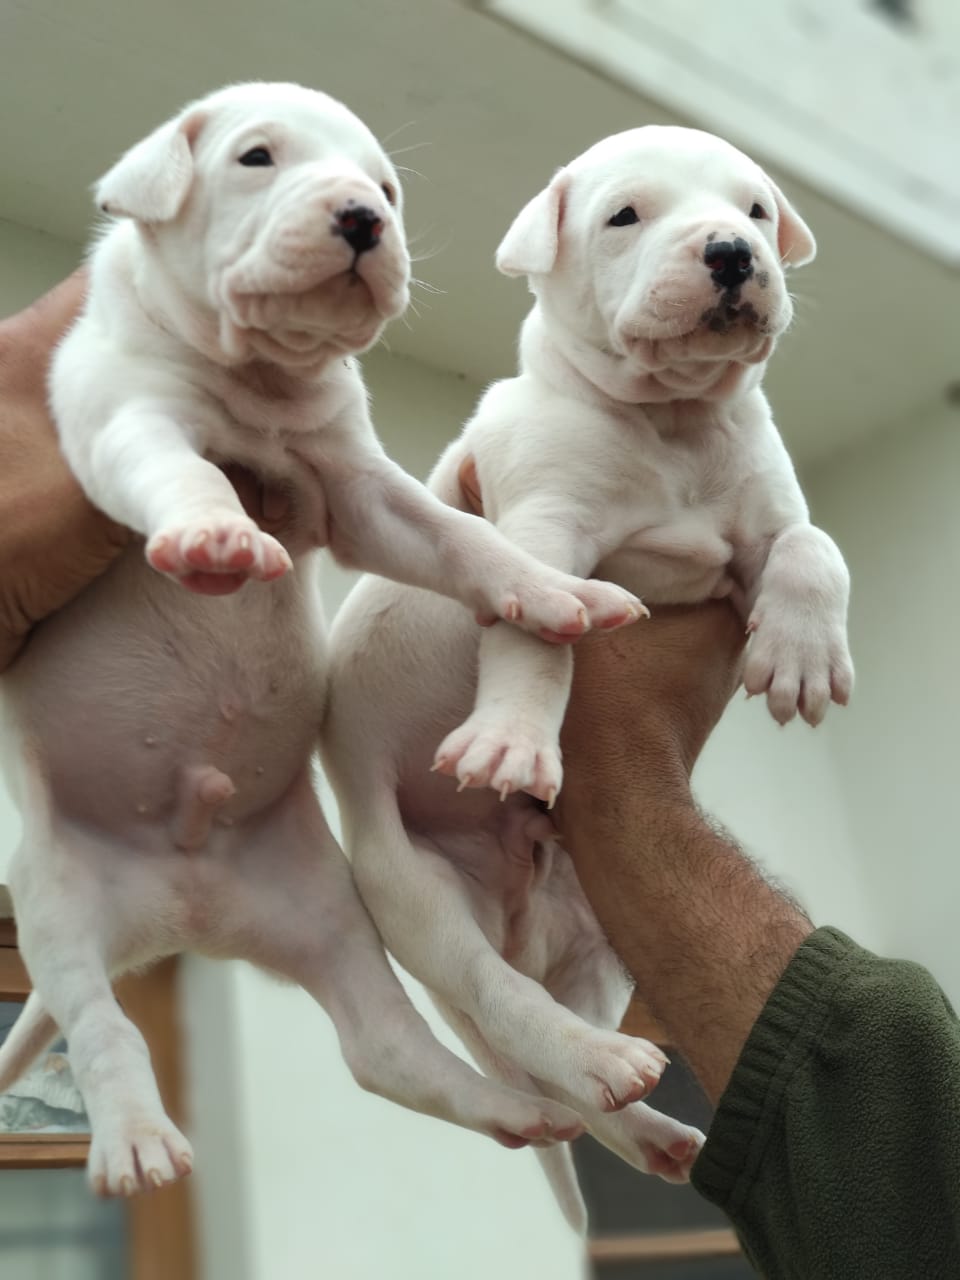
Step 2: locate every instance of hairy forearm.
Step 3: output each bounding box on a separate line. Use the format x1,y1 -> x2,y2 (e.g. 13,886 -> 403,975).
560,780 -> 811,1101
557,603 -> 812,1101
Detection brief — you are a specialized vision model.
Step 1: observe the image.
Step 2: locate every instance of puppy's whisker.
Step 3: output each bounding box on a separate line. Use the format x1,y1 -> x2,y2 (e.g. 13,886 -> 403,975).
406,225 -> 450,266
409,246 -> 444,266
380,119 -> 420,147
389,140 -> 434,160
410,276 -> 444,296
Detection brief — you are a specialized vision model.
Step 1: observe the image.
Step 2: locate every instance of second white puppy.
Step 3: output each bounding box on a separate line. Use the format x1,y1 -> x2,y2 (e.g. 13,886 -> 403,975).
324,126 -> 853,1228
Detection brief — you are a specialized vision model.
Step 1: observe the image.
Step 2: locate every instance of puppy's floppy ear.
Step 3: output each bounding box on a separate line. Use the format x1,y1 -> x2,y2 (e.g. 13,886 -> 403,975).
767,176 -> 816,267
95,110 -> 207,223
496,171 -> 568,277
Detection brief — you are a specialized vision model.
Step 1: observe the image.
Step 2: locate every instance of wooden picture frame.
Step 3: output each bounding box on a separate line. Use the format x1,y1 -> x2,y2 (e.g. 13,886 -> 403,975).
589,1227 -> 742,1264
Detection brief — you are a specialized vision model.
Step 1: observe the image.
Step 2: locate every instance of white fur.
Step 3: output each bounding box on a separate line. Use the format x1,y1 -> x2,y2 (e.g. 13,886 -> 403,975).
0,83 -> 654,1197
324,126 -> 854,1229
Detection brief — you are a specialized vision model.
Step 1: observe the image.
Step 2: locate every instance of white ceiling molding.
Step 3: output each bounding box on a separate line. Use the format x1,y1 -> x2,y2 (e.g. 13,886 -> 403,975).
480,0 -> 960,265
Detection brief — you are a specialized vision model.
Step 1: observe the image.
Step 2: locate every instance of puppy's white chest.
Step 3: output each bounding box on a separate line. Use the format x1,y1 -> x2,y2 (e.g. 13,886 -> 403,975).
603,515 -> 734,603
197,366 -> 332,471
590,415 -> 741,600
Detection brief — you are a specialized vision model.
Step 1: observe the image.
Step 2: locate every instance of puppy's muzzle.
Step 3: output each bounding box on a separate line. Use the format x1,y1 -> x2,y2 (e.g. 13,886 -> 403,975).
334,203 -> 384,256
704,237 -> 754,291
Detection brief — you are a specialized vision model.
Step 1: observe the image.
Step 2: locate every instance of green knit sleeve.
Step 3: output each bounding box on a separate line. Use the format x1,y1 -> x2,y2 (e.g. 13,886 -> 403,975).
691,927 -> 960,1279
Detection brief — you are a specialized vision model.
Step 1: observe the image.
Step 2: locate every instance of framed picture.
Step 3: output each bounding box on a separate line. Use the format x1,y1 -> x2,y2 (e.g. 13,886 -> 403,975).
0,913 -> 89,1169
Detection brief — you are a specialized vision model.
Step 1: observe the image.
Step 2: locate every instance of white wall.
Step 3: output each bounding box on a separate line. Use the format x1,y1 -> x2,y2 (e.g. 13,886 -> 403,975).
806,398 -> 960,1003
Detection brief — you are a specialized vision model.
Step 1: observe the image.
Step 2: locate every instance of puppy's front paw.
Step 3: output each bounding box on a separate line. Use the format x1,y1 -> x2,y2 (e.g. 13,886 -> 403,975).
565,576 -> 650,635
481,573 -> 646,644
744,610 -> 853,726
147,513 -> 292,594
433,712 -> 563,805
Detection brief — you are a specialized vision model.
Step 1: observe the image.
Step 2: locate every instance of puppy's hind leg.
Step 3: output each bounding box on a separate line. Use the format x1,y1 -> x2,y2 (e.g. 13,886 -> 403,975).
7,824 -> 192,1197
223,774 -> 584,1151
349,802 -> 667,1119
540,883 -> 704,1184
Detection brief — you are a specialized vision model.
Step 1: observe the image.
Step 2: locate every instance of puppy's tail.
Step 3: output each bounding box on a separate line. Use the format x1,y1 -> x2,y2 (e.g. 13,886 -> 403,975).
435,999 -> 588,1234
0,992 -> 60,1092
535,1144 -> 588,1236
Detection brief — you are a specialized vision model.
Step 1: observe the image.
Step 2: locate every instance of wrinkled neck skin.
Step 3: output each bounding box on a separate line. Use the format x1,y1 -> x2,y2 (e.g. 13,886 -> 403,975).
522,302 -> 772,417
127,223 -> 366,382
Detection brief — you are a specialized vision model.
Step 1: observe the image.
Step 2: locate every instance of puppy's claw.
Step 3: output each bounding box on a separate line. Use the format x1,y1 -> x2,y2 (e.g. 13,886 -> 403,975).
539,627 -> 581,645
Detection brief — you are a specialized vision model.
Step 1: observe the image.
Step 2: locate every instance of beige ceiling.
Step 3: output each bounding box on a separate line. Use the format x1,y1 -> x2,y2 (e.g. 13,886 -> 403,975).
1,0 -> 956,465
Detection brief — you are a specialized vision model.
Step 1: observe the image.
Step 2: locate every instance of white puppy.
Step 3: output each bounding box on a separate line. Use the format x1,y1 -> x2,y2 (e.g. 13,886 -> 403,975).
0,83 -> 648,1196
324,126 -> 854,1228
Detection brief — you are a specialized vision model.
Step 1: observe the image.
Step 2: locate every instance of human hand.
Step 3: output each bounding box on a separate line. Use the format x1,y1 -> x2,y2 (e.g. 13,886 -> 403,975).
558,601 -> 746,822
0,273 -> 130,673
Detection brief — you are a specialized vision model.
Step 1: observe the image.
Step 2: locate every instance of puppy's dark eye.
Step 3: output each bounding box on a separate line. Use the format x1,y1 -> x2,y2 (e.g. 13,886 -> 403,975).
381,182 -> 397,206
608,206 -> 639,227
749,202 -> 767,219
239,146 -> 274,168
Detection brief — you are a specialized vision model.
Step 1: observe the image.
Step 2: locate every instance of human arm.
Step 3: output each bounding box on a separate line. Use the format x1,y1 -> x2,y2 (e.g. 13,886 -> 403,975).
460,449 -> 812,1084
0,272 -> 130,672
556,601 -> 811,1102
558,607 -> 960,1280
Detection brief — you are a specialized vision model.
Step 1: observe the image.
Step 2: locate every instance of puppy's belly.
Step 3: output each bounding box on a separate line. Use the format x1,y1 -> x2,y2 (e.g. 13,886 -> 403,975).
4,546 -> 326,845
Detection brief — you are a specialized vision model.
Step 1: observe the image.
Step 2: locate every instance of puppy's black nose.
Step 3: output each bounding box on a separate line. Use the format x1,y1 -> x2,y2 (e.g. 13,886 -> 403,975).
704,237 -> 753,290
335,204 -> 383,255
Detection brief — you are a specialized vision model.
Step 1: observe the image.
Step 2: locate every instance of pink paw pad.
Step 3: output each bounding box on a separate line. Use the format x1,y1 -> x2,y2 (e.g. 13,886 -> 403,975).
146,516 -> 291,593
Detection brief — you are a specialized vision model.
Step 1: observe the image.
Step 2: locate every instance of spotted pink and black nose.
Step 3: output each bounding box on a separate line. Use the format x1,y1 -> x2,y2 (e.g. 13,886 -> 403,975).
335,203 -> 384,255
704,236 -> 753,290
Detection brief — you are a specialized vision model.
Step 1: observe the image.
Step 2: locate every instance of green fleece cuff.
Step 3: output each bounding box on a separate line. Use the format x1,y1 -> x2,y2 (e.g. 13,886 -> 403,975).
690,925 -> 857,1215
